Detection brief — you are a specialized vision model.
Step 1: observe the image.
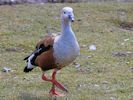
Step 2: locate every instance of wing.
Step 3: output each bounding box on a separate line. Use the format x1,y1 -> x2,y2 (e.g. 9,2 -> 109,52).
35,34 -> 58,71
35,47 -> 57,71
24,34 -> 55,60
24,34 -> 54,59
36,34 -> 54,48
24,34 -> 59,71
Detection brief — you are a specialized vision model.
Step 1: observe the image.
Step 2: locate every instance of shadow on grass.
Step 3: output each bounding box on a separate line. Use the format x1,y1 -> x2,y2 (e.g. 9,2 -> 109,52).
18,92 -> 51,100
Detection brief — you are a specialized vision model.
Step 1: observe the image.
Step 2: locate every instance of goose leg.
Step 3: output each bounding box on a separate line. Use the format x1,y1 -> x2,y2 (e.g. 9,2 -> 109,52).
42,69 -> 68,96
49,69 -> 65,96
49,83 -> 65,96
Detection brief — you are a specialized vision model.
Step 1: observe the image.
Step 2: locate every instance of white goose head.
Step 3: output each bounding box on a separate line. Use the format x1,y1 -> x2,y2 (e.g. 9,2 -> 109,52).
61,7 -> 74,23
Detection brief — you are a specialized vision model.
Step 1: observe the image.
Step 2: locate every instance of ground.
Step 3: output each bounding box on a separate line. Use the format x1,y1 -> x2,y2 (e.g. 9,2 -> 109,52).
0,3 -> 133,100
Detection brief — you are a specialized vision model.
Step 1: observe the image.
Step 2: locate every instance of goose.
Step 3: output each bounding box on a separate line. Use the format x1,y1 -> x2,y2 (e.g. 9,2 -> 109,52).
24,7 -> 80,96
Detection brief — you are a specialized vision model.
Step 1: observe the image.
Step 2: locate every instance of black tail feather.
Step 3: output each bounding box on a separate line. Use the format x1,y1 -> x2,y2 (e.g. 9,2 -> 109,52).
23,56 -> 30,60
24,66 -> 33,73
24,45 -> 52,60
23,50 -> 36,61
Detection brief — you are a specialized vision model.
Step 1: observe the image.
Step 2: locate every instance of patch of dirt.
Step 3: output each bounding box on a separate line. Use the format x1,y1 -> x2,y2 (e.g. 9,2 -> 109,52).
120,22 -> 133,31
5,47 -> 25,52
112,51 -> 133,57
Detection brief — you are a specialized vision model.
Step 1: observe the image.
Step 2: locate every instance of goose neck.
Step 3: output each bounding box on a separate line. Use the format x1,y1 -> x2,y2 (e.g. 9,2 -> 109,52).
61,20 -> 72,34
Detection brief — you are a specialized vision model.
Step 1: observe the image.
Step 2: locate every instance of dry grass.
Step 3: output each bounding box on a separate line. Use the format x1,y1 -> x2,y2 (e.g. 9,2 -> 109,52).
0,3 -> 133,100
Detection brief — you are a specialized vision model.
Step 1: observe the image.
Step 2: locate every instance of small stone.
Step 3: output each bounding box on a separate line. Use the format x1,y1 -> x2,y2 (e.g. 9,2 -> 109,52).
80,45 -> 87,48
110,96 -> 116,100
77,84 -> 82,88
89,44 -> 96,51
75,63 -> 80,71
124,38 -> 129,42
94,84 -> 99,87
75,64 -> 80,68
87,55 -> 93,59
13,77 -> 18,79
102,81 -> 109,84
126,62 -> 130,64
2,67 -> 11,73
86,68 -> 90,71
129,67 -> 133,71
121,42 -> 124,45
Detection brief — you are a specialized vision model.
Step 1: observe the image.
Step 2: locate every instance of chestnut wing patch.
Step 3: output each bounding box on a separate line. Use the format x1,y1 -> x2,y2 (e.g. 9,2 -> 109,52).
35,48 -> 57,71
24,44 -> 52,66
24,35 -> 55,69
31,44 -> 52,66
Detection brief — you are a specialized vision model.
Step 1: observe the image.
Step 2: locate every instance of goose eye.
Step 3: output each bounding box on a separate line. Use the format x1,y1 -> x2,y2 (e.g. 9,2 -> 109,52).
64,12 -> 66,14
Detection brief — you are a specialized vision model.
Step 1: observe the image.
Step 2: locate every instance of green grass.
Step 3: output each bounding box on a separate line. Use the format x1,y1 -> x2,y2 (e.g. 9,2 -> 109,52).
0,3 -> 133,100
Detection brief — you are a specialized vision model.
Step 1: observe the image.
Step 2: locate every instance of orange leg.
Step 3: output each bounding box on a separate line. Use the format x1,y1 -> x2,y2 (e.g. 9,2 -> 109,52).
49,83 -> 65,96
42,69 -> 68,96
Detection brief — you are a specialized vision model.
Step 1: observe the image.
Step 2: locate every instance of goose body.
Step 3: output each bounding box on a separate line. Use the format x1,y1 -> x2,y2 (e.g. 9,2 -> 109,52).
24,7 -> 80,96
